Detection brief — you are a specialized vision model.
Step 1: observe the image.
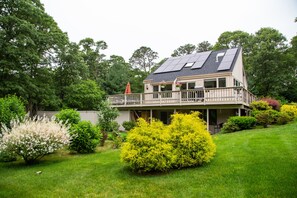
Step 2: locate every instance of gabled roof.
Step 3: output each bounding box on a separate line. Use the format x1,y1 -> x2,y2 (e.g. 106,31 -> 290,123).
145,47 -> 241,83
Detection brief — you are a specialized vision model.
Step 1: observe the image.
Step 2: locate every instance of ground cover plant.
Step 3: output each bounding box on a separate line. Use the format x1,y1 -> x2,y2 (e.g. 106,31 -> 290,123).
0,121 -> 296,197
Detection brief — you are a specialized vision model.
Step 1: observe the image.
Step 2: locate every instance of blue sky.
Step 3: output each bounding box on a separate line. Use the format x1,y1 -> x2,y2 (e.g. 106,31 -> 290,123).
41,0 -> 297,61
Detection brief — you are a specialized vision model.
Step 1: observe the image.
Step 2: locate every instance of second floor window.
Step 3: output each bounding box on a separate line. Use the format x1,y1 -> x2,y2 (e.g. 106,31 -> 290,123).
204,79 -> 217,88
219,78 -> 226,87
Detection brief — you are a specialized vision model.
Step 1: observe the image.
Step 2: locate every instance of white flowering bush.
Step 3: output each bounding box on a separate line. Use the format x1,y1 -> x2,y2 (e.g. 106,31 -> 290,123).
0,117 -> 70,164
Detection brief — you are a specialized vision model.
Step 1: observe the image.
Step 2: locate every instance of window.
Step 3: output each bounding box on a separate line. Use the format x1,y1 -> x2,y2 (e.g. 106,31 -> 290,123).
188,82 -> 195,89
218,78 -> 226,87
233,79 -> 241,87
184,62 -> 194,67
161,84 -> 172,98
153,85 -> 159,98
180,83 -> 187,90
204,79 -> 217,88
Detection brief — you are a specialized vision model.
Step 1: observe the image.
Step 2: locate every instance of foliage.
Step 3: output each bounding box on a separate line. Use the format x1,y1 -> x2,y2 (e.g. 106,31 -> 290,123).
122,121 -> 136,131
169,112 -> 216,168
276,112 -> 292,125
0,0 -> 68,115
55,109 -> 81,126
280,104 -> 297,120
171,44 -> 196,57
0,117 -> 70,164
0,96 -> 26,132
261,97 -> 281,111
129,46 -> 158,73
221,116 -> 257,133
102,55 -> 132,95
255,110 -> 273,128
250,100 -> 272,111
196,41 -> 213,52
64,80 -> 103,110
121,118 -> 174,173
98,101 -> 119,146
79,38 -> 108,86
69,121 -> 101,153
247,28 -> 292,97
0,149 -> 17,162
221,121 -> 240,133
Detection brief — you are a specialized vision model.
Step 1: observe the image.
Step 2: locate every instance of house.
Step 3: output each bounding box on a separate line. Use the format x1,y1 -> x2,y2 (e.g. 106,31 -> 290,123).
109,47 -> 256,133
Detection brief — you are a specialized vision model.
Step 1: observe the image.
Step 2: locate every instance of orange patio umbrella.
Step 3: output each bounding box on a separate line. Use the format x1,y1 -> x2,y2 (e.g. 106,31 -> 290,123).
124,82 -> 131,94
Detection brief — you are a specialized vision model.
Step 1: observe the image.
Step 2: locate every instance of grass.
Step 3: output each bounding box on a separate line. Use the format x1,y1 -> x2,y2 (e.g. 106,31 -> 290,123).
1,122 -> 297,198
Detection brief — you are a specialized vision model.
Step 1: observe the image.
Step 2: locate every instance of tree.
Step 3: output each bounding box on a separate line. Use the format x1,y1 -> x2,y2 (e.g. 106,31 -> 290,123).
55,42 -> 88,103
196,41 -> 213,52
79,38 -> 108,86
247,28 -> 291,97
97,101 -> 119,146
129,46 -> 158,73
103,55 -> 131,95
213,30 -> 252,54
0,0 -> 68,115
64,80 -> 104,110
171,44 -> 196,57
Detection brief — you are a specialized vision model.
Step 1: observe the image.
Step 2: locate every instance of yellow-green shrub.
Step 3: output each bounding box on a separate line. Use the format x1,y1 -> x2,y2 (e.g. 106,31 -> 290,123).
250,100 -> 272,111
120,118 -> 174,173
280,104 -> 297,120
169,112 -> 216,168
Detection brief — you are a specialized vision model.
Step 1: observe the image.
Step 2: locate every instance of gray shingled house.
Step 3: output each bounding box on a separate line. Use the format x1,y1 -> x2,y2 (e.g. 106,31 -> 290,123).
109,47 -> 256,133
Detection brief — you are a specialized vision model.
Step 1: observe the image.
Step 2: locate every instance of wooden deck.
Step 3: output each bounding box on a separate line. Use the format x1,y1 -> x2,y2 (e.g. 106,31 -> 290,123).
109,87 -> 256,108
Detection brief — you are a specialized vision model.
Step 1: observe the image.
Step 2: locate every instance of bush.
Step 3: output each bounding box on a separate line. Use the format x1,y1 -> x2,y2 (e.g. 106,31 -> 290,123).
122,121 -> 136,131
255,110 -> 273,128
280,104 -> 297,120
0,95 -> 26,133
169,112 -> 216,168
266,109 -> 280,124
277,112 -> 292,125
221,116 -> 256,133
55,109 -> 80,126
69,121 -> 101,153
0,117 -> 70,164
250,100 -> 272,111
261,97 -> 281,111
121,119 -> 174,173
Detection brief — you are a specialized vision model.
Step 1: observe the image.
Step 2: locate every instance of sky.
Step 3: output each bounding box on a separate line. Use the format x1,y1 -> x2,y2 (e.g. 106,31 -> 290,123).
41,0 -> 297,61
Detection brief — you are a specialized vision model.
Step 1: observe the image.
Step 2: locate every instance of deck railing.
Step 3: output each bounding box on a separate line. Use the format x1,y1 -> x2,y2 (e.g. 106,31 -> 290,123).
108,87 -> 256,107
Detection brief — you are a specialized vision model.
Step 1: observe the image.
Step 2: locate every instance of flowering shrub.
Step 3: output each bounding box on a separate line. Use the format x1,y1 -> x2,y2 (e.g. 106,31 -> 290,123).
169,112 -> 216,168
280,104 -> 297,120
250,100 -> 272,111
0,117 -> 70,164
121,118 -> 174,173
55,109 -> 80,126
69,121 -> 101,153
261,98 -> 281,111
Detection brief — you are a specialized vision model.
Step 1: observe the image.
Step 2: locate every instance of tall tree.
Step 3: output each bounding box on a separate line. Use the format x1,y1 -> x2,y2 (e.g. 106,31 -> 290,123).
102,55 -> 131,95
0,0 -> 68,115
55,42 -> 88,103
196,41 -> 213,52
129,46 -> 158,73
213,30 -> 252,54
79,38 -> 108,85
247,28 -> 291,97
171,44 -> 196,57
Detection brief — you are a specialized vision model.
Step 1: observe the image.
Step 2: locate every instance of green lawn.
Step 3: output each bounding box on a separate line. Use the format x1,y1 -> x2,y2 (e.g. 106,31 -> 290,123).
1,122 -> 297,198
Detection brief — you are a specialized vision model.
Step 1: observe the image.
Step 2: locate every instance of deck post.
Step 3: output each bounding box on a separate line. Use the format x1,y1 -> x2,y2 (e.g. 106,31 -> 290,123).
238,108 -> 241,116
124,94 -> 127,105
150,109 -> 153,123
207,108 -> 209,131
140,94 -> 143,105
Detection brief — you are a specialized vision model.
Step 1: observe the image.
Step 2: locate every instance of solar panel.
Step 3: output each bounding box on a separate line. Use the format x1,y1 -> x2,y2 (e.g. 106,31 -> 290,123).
191,51 -> 211,69
154,59 -> 173,73
217,48 -> 238,71
172,63 -> 185,71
